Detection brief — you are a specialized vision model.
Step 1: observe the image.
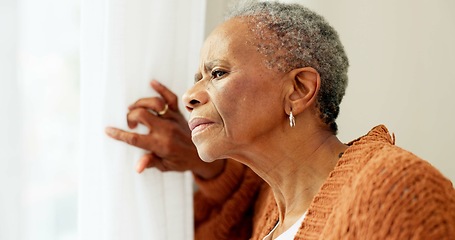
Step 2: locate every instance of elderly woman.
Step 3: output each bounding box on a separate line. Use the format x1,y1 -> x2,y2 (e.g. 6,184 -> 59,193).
107,1 -> 455,239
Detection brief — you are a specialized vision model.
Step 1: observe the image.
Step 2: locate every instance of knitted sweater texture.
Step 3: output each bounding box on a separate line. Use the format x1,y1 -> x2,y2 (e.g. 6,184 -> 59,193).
194,125 -> 455,239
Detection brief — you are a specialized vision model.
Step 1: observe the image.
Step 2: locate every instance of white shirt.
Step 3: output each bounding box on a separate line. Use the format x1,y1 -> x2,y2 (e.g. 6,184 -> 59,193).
263,211 -> 308,240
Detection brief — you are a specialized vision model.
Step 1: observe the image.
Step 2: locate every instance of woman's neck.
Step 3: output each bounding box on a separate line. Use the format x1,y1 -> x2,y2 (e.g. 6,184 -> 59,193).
236,128 -> 348,234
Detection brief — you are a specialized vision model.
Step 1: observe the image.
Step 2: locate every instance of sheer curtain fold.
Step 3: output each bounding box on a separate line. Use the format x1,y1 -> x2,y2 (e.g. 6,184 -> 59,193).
79,0 -> 205,239
0,1 -> 21,239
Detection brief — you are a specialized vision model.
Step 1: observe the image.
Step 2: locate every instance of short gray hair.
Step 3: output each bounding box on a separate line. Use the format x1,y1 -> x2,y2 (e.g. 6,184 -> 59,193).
227,1 -> 349,133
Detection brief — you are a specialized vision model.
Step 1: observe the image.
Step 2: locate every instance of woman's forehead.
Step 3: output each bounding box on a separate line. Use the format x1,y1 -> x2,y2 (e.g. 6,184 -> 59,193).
201,18 -> 256,60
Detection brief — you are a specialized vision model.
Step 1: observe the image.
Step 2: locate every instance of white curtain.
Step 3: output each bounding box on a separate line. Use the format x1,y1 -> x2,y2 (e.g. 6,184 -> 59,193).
79,0 -> 206,239
1,0 -> 80,239
0,1 -> 21,239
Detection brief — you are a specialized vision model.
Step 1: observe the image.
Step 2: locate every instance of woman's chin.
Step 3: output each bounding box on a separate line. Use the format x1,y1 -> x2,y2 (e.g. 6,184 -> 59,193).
195,144 -> 224,163
197,151 -> 218,163
194,138 -> 232,163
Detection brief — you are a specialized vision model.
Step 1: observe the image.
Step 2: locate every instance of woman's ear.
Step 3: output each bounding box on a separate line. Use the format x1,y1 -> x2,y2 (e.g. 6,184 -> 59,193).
286,67 -> 320,115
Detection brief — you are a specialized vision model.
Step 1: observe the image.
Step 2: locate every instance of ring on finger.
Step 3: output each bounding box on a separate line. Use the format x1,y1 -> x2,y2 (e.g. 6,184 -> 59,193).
157,104 -> 168,116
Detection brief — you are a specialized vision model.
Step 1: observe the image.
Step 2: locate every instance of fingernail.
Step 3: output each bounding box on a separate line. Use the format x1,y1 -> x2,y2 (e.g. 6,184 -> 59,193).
152,79 -> 161,86
105,127 -> 114,135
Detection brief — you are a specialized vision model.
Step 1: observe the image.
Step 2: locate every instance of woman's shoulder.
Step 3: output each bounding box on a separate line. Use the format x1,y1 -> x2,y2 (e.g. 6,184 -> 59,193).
349,126 -> 454,205
351,127 -> 453,192
349,145 -> 455,237
346,124 -> 452,188
321,139 -> 455,239
323,125 -> 455,238
356,142 -> 454,195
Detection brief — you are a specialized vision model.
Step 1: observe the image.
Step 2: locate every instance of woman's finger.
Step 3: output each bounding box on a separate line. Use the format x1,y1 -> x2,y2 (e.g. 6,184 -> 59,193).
150,80 -> 179,111
126,108 -> 158,130
105,127 -> 149,150
128,97 -> 167,115
136,153 -> 152,173
152,160 -> 169,172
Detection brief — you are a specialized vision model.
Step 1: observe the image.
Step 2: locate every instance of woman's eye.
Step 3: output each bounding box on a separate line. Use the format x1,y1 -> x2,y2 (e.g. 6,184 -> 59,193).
211,70 -> 227,79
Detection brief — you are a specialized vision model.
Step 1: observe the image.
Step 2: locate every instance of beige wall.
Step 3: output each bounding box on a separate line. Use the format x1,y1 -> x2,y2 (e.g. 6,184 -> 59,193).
205,0 -> 455,182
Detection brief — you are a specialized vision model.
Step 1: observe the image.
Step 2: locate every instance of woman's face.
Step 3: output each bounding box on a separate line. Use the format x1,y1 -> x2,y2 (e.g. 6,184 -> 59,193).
183,18 -> 287,162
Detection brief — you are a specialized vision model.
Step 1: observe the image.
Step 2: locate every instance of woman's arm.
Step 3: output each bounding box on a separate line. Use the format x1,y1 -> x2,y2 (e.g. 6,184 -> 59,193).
194,159 -> 263,240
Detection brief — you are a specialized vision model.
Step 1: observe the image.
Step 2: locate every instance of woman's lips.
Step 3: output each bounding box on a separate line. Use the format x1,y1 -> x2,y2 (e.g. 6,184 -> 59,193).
188,118 -> 214,135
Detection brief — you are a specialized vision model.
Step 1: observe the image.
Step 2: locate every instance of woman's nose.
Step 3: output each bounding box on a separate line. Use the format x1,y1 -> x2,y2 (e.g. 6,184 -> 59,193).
183,82 -> 208,112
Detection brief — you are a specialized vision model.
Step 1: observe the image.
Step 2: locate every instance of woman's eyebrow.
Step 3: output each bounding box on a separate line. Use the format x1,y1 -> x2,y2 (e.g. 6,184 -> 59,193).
194,60 -> 230,83
204,59 -> 229,73
194,59 -> 231,83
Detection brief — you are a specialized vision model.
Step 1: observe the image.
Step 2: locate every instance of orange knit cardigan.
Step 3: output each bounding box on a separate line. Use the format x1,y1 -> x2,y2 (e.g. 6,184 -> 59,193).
194,125 -> 455,239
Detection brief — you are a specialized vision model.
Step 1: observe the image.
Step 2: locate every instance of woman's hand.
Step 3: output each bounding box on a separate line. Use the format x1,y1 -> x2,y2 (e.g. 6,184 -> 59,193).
105,80 -> 225,179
